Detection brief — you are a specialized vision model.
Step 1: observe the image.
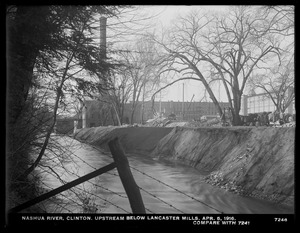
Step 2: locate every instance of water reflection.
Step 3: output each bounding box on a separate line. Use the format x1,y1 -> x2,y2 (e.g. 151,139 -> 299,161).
38,136 -> 293,214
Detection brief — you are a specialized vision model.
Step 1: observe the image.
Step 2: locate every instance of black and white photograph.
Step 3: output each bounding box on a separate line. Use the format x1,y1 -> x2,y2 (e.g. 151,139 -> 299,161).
5,5 -> 295,229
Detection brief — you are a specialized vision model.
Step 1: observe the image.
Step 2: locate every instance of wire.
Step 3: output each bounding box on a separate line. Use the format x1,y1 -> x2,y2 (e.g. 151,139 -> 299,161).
130,166 -> 224,214
36,164 -> 129,213
74,137 -> 224,213
33,135 -> 224,214
139,186 -> 186,214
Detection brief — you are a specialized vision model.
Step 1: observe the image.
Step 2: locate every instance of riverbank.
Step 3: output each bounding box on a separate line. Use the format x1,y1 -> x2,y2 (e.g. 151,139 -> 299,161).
74,126 -> 172,155
74,126 -> 294,209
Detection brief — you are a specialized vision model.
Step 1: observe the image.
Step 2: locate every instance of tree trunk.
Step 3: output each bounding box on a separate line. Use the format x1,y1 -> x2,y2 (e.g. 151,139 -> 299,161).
230,79 -> 243,126
22,48 -> 76,178
112,104 -> 121,126
7,7 -> 41,125
192,65 -> 223,117
231,98 -> 242,126
232,110 -> 242,126
130,107 -> 136,125
22,86 -> 62,178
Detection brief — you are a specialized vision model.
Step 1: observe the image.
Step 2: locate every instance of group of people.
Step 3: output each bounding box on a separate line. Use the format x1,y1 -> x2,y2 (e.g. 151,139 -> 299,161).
221,107 -> 295,126
241,111 -> 295,126
166,108 -> 295,127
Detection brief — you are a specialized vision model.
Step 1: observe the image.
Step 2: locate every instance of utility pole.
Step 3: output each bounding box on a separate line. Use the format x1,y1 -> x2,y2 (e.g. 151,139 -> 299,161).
141,84 -> 145,124
159,91 -> 162,117
182,83 -> 185,120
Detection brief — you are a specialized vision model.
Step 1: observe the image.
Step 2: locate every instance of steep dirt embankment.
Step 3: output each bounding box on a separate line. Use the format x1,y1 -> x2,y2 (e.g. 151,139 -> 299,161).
151,127 -> 294,206
74,126 -> 173,155
74,126 -> 294,207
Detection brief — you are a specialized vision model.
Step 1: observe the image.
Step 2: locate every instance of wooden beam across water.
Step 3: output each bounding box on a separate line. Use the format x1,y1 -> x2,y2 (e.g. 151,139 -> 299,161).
108,137 -> 146,214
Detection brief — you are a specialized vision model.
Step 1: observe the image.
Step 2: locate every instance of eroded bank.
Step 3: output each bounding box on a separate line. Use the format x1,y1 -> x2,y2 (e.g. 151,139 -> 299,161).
74,126 -> 294,208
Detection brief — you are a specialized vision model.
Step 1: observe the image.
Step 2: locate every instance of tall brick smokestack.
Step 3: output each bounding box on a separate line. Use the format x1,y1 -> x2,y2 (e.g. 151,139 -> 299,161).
100,16 -> 107,59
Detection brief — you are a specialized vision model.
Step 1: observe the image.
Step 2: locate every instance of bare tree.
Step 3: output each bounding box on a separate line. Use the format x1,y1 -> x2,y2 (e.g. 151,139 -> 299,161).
93,69 -> 133,126
259,5 -> 294,37
110,70 -> 133,124
116,36 -> 161,124
250,55 -> 294,115
152,6 -> 290,125
7,5 -> 163,212
76,7 -> 164,126
23,23 -> 91,177
248,5 -> 294,116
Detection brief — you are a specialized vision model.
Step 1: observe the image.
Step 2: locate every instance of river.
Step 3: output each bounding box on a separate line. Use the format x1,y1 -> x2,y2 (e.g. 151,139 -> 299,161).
37,135 -> 293,214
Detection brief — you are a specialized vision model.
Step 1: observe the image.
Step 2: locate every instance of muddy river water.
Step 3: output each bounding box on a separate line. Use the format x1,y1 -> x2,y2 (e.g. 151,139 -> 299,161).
38,136 -> 293,214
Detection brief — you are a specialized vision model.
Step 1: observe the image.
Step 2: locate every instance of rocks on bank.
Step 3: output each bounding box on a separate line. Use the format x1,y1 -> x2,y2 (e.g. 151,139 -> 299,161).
74,126 -> 294,208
